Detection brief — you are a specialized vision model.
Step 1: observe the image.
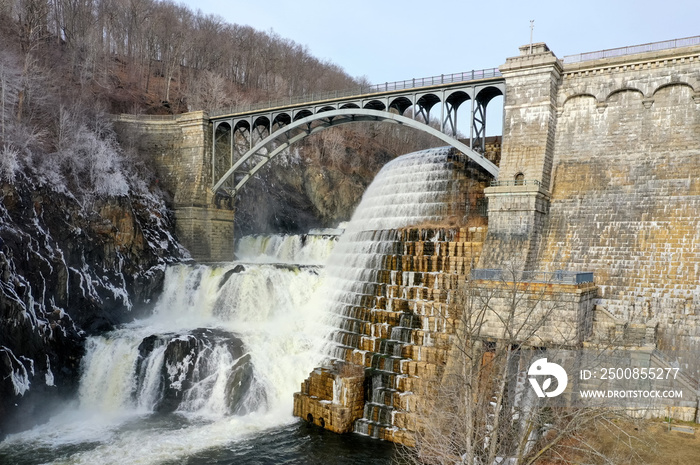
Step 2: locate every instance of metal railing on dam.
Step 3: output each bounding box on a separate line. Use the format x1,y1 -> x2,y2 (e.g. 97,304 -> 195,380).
563,35 -> 700,64
489,179 -> 541,188
210,67 -> 502,117
471,269 -> 595,285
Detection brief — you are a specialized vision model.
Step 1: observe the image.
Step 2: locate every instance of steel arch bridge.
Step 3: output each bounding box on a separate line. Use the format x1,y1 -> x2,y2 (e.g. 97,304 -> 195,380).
210,69 -> 505,196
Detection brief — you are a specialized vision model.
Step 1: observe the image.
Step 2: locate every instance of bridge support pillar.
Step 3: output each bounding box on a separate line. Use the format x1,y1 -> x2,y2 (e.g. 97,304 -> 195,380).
114,111 -> 236,262
175,205 -> 235,262
479,43 -> 562,269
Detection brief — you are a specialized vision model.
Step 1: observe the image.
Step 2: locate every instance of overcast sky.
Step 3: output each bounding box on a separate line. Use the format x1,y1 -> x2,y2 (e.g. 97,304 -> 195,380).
179,0 -> 700,85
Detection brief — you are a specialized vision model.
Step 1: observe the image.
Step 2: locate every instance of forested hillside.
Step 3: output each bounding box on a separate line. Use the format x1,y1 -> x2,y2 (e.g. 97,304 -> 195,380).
1,0 -> 357,114
1,0 -> 439,233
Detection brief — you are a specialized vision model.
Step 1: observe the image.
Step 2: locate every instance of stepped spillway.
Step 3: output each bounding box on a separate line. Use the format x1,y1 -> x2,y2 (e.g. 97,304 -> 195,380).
294,146 -> 490,443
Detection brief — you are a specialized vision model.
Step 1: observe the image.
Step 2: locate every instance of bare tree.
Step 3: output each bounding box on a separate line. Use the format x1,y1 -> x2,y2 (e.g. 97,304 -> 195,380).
184,69 -> 231,112
402,265 -> 650,465
0,50 -> 21,144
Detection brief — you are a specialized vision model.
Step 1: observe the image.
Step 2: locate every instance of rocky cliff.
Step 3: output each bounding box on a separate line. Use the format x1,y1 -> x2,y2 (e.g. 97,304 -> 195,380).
0,180 -> 184,437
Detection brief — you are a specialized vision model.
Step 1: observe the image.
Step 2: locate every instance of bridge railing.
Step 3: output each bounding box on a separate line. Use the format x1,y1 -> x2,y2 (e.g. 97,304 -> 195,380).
489,179 -> 541,188
471,269 -> 595,285
113,114 -> 175,121
210,67 -> 502,117
563,35 -> 700,64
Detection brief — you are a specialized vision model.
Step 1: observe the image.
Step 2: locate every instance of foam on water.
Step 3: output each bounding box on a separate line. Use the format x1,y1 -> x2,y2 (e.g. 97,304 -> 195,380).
0,245 -> 335,464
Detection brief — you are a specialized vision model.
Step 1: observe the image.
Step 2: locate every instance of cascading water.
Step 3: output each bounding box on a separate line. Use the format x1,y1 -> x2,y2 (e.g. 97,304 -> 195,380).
312,146 -> 470,437
235,231 -> 339,265
0,234 -> 346,464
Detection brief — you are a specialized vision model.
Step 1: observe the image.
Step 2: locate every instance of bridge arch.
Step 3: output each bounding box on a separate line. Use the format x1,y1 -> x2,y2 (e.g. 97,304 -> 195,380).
415,93 -> 441,121
214,121 -> 231,137
273,113 -> 291,127
293,109 -> 313,121
317,105 -> 336,113
475,85 -> 503,104
444,89 -> 472,107
389,96 -> 413,114
233,120 -> 250,131
253,115 -> 270,127
210,73 -> 505,198
213,122 -> 233,181
363,99 -> 386,111
212,108 -> 499,195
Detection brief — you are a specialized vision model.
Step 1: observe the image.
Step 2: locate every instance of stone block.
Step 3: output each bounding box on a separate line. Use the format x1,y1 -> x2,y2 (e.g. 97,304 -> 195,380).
174,206 -> 235,262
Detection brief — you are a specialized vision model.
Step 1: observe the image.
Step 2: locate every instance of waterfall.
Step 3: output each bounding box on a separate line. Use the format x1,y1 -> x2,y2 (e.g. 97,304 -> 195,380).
311,146 -> 467,437
0,235 -> 337,464
235,232 -> 339,265
74,258 -> 333,419
319,147 -> 465,356
0,146 -> 465,462
77,327 -> 259,417
69,146 -> 464,442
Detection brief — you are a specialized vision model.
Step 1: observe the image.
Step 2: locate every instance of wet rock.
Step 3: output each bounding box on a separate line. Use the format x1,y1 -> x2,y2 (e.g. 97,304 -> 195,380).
134,329 -> 252,414
0,181 -> 184,437
219,264 -> 246,289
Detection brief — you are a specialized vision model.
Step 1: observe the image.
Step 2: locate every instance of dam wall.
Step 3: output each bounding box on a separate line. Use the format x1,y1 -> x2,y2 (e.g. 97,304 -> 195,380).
537,53 -> 700,337
293,226 -> 484,444
296,39 -> 700,443
292,226 -> 611,445
482,41 -> 700,353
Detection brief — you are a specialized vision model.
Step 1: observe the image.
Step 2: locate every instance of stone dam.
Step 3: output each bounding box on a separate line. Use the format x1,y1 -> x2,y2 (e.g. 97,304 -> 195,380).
115,40 -> 700,445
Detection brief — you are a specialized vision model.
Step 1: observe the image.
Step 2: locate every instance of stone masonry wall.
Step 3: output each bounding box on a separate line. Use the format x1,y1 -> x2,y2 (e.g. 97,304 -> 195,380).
293,363 -> 365,433
295,225 -> 606,446
480,41 -> 700,354
533,46 -> 700,349
294,227 -> 485,446
498,43 -> 562,191
479,44 -> 561,269
468,279 -> 597,347
114,112 -> 235,261
114,112 -> 213,206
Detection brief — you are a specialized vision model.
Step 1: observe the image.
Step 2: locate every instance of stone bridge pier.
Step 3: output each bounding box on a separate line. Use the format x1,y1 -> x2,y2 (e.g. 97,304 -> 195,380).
114,112 -> 235,262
